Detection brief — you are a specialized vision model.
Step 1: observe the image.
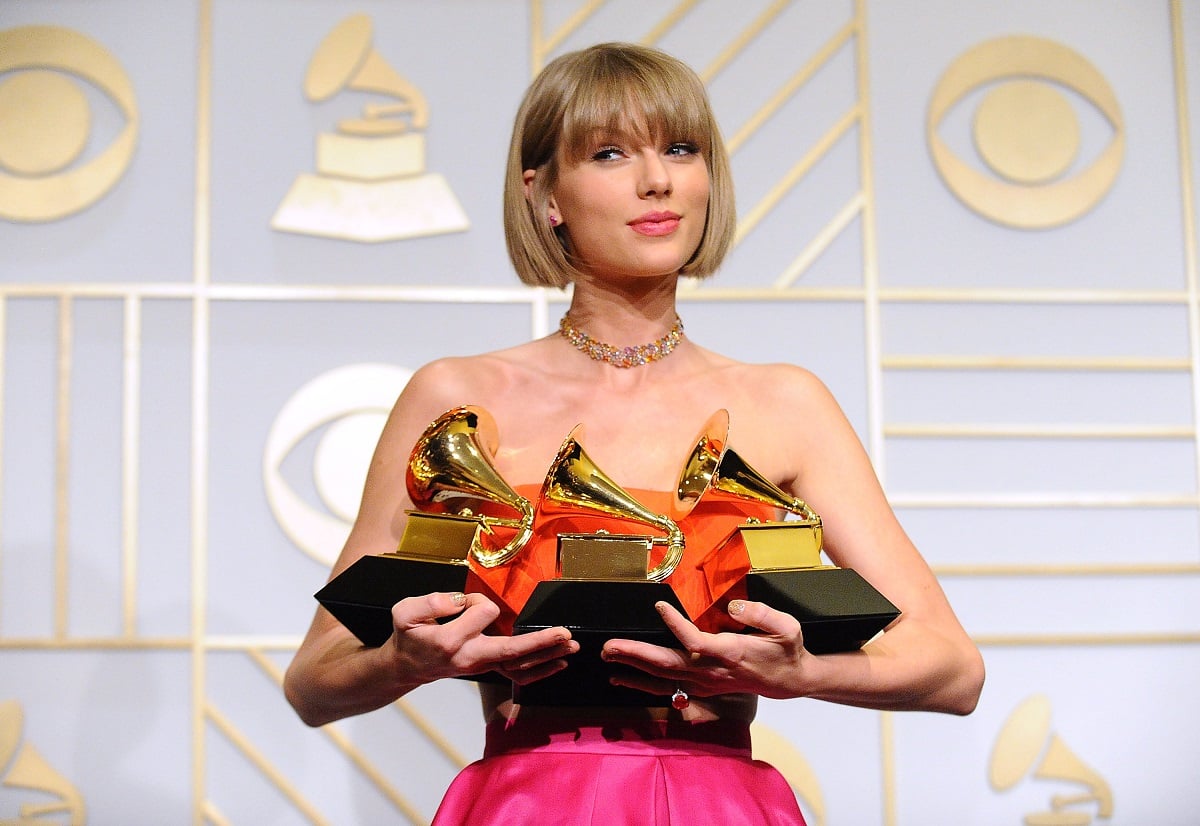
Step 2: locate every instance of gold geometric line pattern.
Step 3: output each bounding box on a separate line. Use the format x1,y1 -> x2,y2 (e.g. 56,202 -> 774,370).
194,2 -> 214,822
975,632 -> 1200,647
55,295 -> 72,639
317,718 -> 429,826
201,799 -> 231,826
122,295 -> 140,637
205,702 -> 329,826
244,649 -> 430,825
0,296 -> 5,637
724,17 -> 857,154
697,0 -> 792,85
892,492 -> 1199,508
885,424 -> 1195,439
880,711 -> 896,826
934,563 -> 1200,577
855,1 -> 890,810
205,636 -> 305,650
874,287 -> 1193,304
881,355 -> 1192,371
774,191 -> 864,288
637,0 -> 701,47
393,697 -> 471,769
734,105 -> 859,245
4,282 -> 1196,305
0,637 -> 194,649
533,0 -> 605,67
1171,0 -> 1200,501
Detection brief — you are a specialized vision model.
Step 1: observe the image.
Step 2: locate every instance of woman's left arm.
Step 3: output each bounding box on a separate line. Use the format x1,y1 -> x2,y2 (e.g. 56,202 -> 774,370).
604,367 -> 985,715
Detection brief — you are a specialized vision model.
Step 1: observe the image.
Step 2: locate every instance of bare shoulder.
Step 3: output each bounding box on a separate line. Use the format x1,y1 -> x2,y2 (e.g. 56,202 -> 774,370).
711,358 -> 843,419
399,346 -> 545,412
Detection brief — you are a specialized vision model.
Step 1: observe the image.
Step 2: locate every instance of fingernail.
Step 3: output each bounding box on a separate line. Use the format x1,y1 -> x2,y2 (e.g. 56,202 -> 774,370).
728,599 -> 745,616
450,592 -> 466,606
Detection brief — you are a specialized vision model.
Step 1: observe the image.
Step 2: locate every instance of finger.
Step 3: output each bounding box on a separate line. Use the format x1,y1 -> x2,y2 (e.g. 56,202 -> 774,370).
606,671 -> 676,697
504,657 -> 571,685
653,601 -> 708,650
496,636 -> 580,672
391,592 -> 469,630
601,638 -> 694,675
726,599 -> 803,638
467,626 -> 576,668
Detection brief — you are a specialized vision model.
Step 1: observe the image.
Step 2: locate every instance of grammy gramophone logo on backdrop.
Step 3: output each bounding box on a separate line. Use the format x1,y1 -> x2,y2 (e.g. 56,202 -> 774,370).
990,694 -> 1113,824
272,14 -> 469,243
1,699 -> 86,824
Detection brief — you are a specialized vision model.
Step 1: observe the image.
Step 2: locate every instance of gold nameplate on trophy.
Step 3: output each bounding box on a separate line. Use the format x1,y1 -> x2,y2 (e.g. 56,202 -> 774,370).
391,511 -> 480,564
557,532 -> 654,580
737,520 -> 826,572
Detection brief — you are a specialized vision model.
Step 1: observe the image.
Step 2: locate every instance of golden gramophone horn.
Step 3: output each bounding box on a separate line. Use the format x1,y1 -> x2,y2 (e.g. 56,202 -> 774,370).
538,425 -> 685,582
675,409 -> 822,537
406,405 -> 533,567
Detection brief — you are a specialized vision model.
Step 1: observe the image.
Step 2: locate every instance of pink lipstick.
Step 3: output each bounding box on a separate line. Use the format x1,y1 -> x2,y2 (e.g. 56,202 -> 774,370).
628,211 -> 680,236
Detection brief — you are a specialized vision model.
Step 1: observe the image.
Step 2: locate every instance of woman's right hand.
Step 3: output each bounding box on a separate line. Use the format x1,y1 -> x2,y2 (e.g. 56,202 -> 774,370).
385,591 -> 579,686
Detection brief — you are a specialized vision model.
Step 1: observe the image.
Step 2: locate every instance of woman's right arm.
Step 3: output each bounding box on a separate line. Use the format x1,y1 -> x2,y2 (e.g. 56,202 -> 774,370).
283,362 -> 576,727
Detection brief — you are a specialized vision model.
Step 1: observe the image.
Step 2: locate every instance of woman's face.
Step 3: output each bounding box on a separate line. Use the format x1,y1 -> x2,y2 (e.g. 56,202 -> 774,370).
544,126 -> 711,281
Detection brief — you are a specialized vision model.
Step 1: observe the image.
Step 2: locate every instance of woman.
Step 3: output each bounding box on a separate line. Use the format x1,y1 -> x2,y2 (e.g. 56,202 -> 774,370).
284,42 -> 984,824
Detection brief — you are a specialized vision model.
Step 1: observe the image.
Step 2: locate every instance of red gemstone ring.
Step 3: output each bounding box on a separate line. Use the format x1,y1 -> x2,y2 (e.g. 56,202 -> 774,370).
671,686 -> 690,710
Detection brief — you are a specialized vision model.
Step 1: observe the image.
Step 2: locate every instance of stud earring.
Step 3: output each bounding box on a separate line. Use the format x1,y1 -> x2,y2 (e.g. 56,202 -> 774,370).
548,215 -> 560,227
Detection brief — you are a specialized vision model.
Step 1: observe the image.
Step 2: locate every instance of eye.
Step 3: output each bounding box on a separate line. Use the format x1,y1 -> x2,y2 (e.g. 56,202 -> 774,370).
263,364 -> 412,566
0,25 -> 138,222
926,35 -> 1123,229
666,142 -> 700,158
591,146 -> 626,161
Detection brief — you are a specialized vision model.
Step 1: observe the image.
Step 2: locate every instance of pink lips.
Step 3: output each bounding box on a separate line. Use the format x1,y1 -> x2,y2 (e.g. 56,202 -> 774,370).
628,211 -> 681,236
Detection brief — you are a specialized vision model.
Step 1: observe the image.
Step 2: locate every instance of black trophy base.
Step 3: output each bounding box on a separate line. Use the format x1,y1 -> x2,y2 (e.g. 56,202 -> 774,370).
744,567 -> 900,655
512,580 -> 687,707
315,554 -> 470,647
315,555 -> 508,684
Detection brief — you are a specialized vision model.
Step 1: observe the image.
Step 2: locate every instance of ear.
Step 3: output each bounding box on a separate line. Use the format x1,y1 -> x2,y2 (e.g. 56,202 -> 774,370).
524,168 -> 561,225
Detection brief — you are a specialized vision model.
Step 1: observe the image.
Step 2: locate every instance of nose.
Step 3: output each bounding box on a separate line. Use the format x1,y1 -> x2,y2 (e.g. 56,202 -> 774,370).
637,149 -> 672,198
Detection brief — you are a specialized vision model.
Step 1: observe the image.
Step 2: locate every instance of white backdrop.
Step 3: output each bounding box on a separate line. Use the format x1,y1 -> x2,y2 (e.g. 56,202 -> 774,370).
1,1 -> 1198,824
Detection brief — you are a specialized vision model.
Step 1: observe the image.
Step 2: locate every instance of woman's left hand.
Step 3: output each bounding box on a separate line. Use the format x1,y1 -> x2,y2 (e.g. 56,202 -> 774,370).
601,600 -> 814,701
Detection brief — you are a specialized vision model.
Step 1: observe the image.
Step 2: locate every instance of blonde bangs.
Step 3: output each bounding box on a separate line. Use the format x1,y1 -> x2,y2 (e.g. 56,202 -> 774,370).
558,56 -> 713,161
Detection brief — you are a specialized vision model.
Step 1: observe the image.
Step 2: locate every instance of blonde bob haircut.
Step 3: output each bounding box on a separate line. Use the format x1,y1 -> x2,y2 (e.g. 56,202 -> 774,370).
504,42 -> 735,288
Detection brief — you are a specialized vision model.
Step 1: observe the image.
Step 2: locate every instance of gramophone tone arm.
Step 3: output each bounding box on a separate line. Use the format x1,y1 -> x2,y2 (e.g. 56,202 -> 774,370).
475,515 -> 528,532
645,524 -> 686,582
469,499 -> 536,568
787,499 -> 822,526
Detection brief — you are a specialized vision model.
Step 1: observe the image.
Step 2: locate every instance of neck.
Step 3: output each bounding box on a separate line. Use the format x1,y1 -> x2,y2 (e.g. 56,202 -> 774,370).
565,276 -> 679,346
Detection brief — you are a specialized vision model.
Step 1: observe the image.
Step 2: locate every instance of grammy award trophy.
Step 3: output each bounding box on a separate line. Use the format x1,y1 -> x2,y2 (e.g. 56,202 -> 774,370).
512,425 -> 689,707
676,411 -> 900,654
315,406 -> 533,649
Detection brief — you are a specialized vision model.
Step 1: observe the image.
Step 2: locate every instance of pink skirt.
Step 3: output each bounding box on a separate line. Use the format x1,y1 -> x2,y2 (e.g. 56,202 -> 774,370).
432,718 -> 807,825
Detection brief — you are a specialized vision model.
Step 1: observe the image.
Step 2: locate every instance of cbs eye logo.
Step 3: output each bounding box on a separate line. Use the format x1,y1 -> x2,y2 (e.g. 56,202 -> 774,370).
927,35 -> 1123,230
0,25 -> 138,222
263,364 -> 412,566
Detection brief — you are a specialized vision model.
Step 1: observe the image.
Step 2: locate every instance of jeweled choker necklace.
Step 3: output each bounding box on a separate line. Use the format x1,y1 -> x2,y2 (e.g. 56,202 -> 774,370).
558,313 -> 684,368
